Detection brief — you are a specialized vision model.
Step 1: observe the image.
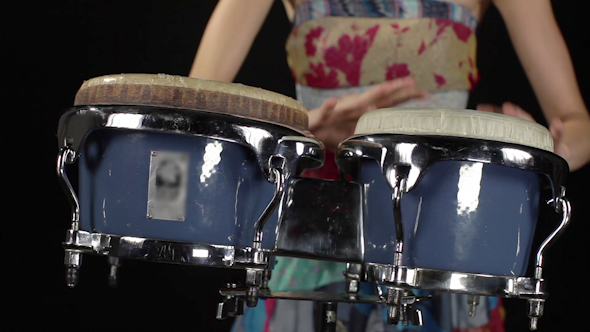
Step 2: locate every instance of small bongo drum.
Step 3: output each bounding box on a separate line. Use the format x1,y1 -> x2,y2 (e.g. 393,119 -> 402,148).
57,74 -> 323,293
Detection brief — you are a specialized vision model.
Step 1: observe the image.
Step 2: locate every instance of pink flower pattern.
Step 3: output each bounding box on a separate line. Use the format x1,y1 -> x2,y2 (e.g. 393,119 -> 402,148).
435,19 -> 472,43
386,63 -> 411,80
304,62 -> 340,88
297,19 -> 476,90
451,22 -> 472,42
419,19 -> 473,55
418,40 -> 427,55
434,73 -> 446,88
304,27 -> 324,56
322,25 -> 380,86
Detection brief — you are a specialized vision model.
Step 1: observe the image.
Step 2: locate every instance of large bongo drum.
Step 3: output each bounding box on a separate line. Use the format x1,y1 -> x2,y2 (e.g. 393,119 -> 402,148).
336,108 -> 570,328
56,74 -> 323,301
346,108 -> 556,274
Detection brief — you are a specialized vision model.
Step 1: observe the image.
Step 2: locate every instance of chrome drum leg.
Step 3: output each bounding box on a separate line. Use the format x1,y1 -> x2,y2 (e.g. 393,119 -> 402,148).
316,301 -> 338,332
108,257 -> 121,288
64,250 -> 82,288
467,295 -> 480,317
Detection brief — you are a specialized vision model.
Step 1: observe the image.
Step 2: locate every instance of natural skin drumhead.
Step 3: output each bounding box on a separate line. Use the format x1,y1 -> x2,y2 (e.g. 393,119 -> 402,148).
74,73 -> 309,131
354,108 -> 553,151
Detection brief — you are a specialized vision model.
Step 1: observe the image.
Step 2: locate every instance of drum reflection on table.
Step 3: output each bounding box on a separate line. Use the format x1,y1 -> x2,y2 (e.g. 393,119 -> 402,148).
57,74 -> 570,331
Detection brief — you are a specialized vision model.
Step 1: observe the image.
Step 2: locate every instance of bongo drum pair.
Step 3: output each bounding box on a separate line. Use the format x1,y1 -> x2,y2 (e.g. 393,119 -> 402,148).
57,74 -> 570,331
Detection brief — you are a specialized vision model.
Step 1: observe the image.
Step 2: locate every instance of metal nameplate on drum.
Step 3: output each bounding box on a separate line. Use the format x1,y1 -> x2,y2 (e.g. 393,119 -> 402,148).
147,151 -> 189,221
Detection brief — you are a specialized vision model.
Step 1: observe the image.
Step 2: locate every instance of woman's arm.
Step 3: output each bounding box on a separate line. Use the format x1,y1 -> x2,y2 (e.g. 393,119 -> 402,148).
492,0 -> 590,171
189,0 -> 275,81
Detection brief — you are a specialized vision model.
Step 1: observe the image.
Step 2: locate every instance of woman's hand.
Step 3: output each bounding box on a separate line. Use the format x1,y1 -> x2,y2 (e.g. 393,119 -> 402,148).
309,77 -> 428,150
477,102 -> 570,163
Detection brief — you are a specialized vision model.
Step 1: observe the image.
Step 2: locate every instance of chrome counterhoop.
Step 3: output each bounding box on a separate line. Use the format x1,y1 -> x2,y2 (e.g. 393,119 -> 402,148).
57,105 -> 324,182
338,134 -> 568,206
362,265 -> 548,299
63,230 -> 271,269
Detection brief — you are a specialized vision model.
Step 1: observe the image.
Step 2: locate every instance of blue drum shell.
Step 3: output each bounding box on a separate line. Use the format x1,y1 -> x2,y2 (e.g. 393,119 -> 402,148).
360,160 -> 541,276
78,129 -> 278,249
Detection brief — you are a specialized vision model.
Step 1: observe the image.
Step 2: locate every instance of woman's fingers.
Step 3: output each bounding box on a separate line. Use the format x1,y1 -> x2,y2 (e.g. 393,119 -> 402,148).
476,103 -> 502,113
502,102 -> 536,121
374,86 -> 428,109
477,102 -> 536,122
549,117 -> 565,141
549,118 -> 570,159
358,77 -> 425,109
311,118 -> 357,150
318,97 -> 338,121
309,78 -> 427,149
332,78 -> 425,120
478,102 -> 570,159
357,77 -> 417,105
308,97 -> 337,131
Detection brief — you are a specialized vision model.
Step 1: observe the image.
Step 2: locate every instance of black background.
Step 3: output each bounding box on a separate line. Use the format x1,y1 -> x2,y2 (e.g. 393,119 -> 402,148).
7,1 -> 589,331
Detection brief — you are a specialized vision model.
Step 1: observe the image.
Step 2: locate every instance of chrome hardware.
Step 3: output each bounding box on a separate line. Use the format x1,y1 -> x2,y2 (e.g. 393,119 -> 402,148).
218,268 -> 266,312
274,179 -> 364,261
261,269 -> 272,290
108,257 -> 121,288
386,288 -> 404,325
363,264 -> 548,299
385,288 -> 425,326
528,299 -> 543,331
338,134 -> 568,202
62,229 -> 270,269
526,193 -> 571,330
245,268 -> 265,307
57,147 -> 79,230
375,283 -> 386,301
58,145 -> 84,288
57,106 -> 323,182
215,287 -> 430,328
217,288 -> 416,304
217,283 -> 244,319
535,189 -> 571,280
64,250 -> 82,288
391,175 -> 407,267
275,136 -> 324,180
467,295 -> 480,317
246,157 -> 287,308
316,301 -> 338,332
344,263 -> 362,298
253,160 -> 285,252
